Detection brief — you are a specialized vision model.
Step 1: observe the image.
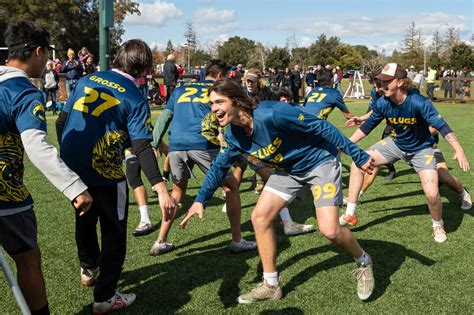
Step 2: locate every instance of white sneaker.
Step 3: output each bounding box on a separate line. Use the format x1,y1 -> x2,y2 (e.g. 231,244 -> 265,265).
93,292 -> 136,314
353,258 -> 374,301
283,221 -> 315,236
230,238 -> 257,253
460,188 -> 472,210
433,226 -> 447,243
80,267 -> 99,287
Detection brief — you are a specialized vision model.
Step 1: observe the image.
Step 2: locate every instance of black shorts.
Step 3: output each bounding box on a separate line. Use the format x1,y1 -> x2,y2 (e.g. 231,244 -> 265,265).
0,208 -> 37,255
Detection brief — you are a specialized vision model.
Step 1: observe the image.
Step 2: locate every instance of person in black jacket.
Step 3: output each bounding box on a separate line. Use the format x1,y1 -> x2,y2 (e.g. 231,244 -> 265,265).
291,64 -> 302,104
60,48 -> 83,98
268,68 -> 282,93
163,54 -> 178,102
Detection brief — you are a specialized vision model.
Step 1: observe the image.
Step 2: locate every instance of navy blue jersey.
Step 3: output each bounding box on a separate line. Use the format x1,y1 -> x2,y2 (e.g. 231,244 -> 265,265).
196,101 -> 370,205
360,90 -> 447,153
165,80 -> 220,152
0,73 -> 47,210
60,70 -> 153,186
304,86 -> 348,119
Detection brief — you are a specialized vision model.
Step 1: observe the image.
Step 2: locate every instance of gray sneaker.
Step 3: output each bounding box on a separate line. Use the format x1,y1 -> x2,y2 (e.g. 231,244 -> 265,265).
229,238 -> 257,253
149,241 -> 175,256
353,258 -> 374,301
283,221 -> 315,236
237,279 -> 282,304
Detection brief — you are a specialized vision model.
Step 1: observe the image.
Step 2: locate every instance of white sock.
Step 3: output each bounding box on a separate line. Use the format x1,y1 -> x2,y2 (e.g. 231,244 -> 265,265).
279,208 -> 292,223
432,219 -> 444,228
139,205 -> 151,223
263,272 -> 279,286
460,188 -> 468,197
354,251 -> 370,265
345,202 -> 357,216
359,190 -> 364,198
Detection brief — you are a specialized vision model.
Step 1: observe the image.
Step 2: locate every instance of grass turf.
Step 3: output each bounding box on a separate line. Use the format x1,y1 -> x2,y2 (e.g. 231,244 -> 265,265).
0,100 -> 473,314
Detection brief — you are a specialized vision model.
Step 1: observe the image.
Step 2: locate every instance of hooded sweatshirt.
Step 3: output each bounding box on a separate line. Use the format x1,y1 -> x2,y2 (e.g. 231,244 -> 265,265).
0,66 -> 87,215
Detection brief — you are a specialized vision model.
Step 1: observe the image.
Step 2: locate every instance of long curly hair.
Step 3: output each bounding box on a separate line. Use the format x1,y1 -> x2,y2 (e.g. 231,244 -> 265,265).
208,79 -> 258,112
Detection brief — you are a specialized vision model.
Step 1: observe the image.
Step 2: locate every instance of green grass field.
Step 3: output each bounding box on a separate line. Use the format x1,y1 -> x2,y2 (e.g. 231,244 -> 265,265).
1,100 -> 473,314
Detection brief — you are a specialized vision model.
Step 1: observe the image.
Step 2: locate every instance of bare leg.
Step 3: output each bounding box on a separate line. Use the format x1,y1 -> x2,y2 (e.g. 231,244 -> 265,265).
223,175 -> 242,243
251,190 -> 288,272
12,246 -> 48,312
316,206 -> 363,257
157,180 -> 187,241
437,162 -> 463,194
419,170 -> 442,221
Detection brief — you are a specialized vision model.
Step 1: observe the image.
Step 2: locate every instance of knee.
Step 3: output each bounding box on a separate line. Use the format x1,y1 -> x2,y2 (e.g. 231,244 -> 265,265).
13,247 -> 41,271
425,191 -> 440,204
251,209 -> 272,230
319,225 -> 342,242
223,178 -> 238,193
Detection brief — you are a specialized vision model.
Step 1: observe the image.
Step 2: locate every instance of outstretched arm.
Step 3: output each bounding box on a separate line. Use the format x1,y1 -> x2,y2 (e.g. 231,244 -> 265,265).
444,132 -> 469,171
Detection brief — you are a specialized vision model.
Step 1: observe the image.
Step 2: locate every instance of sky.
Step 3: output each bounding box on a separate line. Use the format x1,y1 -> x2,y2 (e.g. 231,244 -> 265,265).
122,0 -> 473,55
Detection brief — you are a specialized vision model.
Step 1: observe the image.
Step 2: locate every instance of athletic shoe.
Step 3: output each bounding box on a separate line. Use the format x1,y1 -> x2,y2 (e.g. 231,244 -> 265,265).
460,187 -> 472,210
339,214 -> 358,227
433,226 -> 447,243
221,203 -> 227,213
149,241 -> 175,256
283,221 -> 315,236
93,292 -> 136,314
132,222 -> 153,237
384,170 -> 396,180
230,238 -> 257,253
353,259 -> 374,301
81,267 -> 99,287
255,183 -> 265,195
237,279 -> 282,304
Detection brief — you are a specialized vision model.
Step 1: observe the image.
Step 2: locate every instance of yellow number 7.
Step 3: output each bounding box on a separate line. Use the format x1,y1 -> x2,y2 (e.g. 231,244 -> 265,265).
424,155 -> 434,165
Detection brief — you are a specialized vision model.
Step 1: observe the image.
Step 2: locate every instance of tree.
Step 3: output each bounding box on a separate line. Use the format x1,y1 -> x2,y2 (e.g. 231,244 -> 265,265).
450,43 -> 474,70
191,50 -> 212,67
0,1 -> 140,60
307,34 -> 340,66
183,21 -> 197,68
353,45 -> 377,61
334,44 -> 363,71
247,42 -> 269,70
216,36 -> 256,66
266,47 -> 291,70
290,47 -> 309,68
401,21 -> 424,69
166,39 -> 174,54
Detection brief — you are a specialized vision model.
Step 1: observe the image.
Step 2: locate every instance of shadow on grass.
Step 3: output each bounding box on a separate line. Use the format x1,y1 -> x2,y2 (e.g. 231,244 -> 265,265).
351,199 -> 468,235
280,239 -> 435,302
76,225 -> 292,314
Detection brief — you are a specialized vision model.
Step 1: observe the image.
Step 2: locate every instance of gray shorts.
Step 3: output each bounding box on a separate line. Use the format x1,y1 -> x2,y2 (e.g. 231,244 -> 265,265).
264,157 -> 343,208
169,149 -> 219,183
0,208 -> 37,255
370,137 -> 437,173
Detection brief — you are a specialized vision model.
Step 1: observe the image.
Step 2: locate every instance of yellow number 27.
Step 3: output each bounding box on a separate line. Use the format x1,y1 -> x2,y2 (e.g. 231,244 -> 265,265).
73,86 -> 120,117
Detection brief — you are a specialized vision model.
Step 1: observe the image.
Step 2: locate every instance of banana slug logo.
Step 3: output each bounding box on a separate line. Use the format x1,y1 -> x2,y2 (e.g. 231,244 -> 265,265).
0,133 -> 30,202
92,131 -> 128,179
32,101 -> 45,121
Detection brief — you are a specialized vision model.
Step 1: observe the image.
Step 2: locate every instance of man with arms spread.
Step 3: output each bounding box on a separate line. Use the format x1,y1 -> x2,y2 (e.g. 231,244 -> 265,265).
343,63 -> 469,243
180,79 -> 376,303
